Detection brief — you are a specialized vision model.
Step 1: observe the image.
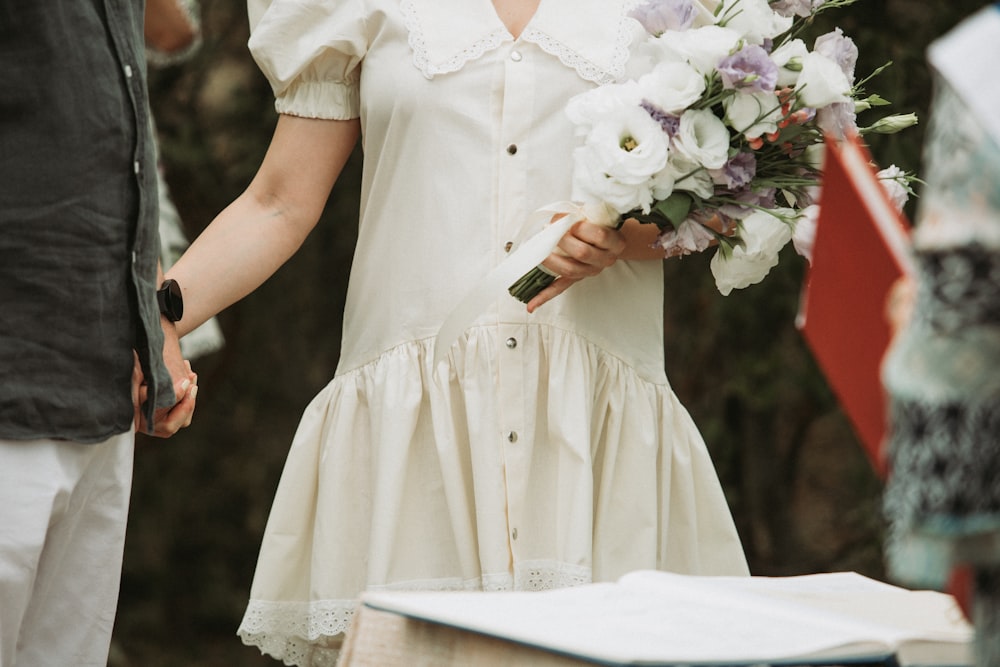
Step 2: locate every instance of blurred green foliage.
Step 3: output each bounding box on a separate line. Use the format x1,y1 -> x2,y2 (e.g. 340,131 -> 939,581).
114,1 -> 996,665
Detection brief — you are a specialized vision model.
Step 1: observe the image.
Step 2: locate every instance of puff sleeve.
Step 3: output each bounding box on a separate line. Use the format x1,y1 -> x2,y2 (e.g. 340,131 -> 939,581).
247,0 -> 366,119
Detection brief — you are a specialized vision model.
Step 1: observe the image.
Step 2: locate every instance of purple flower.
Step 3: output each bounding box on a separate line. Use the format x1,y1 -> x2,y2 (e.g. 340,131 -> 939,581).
718,186 -> 777,219
814,28 -> 858,81
710,152 -> 757,190
770,0 -> 824,18
629,0 -> 696,35
655,222 -> 710,257
815,101 -> 857,139
717,45 -> 779,94
641,100 -> 681,136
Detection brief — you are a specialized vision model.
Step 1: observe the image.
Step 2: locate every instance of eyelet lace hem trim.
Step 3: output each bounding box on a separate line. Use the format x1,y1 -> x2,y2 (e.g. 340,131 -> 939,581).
238,561 -> 592,667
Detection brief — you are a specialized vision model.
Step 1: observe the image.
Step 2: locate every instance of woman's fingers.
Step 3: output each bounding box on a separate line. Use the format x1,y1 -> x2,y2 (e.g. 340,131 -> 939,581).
540,221 -> 626,278
526,276 -> 579,312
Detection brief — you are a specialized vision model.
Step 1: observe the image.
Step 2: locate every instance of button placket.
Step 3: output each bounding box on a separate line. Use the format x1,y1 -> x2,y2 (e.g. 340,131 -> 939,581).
496,43 -> 535,561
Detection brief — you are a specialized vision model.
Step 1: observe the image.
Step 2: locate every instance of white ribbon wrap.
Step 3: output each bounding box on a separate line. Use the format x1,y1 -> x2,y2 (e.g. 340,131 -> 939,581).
432,201 -> 615,366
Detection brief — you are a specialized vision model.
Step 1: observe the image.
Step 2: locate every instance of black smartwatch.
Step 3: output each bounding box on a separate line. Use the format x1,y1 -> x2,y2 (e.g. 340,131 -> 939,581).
157,279 -> 184,322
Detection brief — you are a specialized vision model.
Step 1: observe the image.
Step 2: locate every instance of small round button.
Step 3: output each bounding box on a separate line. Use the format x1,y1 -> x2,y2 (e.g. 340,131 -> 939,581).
506,144 -> 518,155
505,337 -> 517,349
504,241 -> 513,253
510,50 -> 522,62
511,528 -> 519,540
507,431 -> 518,443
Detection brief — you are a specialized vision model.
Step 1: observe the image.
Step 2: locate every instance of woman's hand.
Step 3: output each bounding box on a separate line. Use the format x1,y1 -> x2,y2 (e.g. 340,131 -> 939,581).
133,355 -> 198,438
526,219 -> 626,312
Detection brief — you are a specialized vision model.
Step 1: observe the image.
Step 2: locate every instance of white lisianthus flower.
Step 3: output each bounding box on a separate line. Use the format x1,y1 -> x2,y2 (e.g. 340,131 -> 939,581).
655,25 -> 742,76
691,0 -> 722,27
572,146 -> 657,214
674,108 -> 731,170
723,90 -> 783,137
626,33 -> 686,79
710,209 -> 794,295
638,61 -> 706,114
650,166 -> 677,201
721,0 -> 794,45
877,165 -> 910,212
803,142 -> 825,171
791,203 -> 819,263
566,80 -> 643,135
585,107 -> 671,183
795,51 -> 852,109
665,153 -> 715,199
571,107 -> 670,213
770,38 -> 808,88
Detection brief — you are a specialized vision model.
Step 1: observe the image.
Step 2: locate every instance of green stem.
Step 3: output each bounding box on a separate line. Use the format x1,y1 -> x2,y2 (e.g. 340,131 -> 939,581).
508,265 -> 558,304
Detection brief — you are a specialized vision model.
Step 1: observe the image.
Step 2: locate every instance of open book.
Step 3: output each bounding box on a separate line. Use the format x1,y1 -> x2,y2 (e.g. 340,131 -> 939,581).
797,133 -> 915,475
358,570 -> 971,666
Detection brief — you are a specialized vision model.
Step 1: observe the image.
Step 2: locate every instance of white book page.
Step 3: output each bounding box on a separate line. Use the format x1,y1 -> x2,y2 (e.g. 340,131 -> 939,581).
362,571 -> 971,665
621,571 -> 971,661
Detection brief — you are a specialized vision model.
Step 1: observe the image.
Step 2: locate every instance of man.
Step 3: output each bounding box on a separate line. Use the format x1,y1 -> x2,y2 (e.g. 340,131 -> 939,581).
0,1 -> 197,664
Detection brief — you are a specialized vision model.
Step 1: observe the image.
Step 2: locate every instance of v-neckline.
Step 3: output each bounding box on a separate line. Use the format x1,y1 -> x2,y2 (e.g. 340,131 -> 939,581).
489,0 -> 543,40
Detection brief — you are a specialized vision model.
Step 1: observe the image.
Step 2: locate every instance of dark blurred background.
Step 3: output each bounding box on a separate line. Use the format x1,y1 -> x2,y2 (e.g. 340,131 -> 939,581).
111,1 -> 996,664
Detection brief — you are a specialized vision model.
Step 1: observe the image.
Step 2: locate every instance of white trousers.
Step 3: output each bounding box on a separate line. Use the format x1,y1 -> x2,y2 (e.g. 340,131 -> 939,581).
0,432 -> 134,667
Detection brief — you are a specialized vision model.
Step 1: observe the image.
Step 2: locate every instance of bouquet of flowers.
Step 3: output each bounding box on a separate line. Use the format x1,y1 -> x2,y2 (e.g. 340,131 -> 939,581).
509,0 -> 917,302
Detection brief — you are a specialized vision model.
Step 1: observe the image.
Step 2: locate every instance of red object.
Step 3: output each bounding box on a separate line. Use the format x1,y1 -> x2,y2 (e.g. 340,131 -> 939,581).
948,565 -> 975,621
797,134 -> 914,478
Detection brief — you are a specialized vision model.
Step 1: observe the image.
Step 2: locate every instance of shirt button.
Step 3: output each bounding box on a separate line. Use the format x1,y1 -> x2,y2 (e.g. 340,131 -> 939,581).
512,528 -> 519,540
504,241 -> 513,253
506,144 -> 518,155
510,50 -> 522,62
133,160 -> 140,174
507,431 -> 518,443
124,64 -> 133,78
505,337 -> 517,349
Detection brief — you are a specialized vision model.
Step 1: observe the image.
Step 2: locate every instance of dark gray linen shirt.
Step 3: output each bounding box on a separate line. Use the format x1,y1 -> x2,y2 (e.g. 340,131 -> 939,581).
0,0 -> 174,442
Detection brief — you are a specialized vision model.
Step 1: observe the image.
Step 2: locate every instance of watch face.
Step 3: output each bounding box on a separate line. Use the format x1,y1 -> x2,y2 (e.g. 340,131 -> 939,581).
158,279 -> 184,322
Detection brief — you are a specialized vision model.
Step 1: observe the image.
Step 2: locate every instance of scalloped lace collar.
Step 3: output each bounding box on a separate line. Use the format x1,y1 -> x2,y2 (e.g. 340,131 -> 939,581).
400,0 -> 644,84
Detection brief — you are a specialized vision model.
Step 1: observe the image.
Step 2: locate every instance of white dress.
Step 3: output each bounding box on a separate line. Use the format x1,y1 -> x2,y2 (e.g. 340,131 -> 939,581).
238,1 -> 749,664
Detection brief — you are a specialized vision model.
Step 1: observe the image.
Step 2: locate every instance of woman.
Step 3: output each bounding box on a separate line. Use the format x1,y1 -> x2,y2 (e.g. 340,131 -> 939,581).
166,0 -> 748,663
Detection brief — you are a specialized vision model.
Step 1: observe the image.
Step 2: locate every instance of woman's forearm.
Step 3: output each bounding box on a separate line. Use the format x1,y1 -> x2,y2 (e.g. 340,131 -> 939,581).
166,115 -> 360,336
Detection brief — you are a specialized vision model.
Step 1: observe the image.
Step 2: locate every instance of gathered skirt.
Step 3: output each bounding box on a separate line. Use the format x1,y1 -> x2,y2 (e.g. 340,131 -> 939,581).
237,324 -> 748,666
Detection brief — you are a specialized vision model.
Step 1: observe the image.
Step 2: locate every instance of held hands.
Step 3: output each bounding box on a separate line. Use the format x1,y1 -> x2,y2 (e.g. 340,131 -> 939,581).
132,320 -> 198,437
134,359 -> 198,437
526,218 -> 627,312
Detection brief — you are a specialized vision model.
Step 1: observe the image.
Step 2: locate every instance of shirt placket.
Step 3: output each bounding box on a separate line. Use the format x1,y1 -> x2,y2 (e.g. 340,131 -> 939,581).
495,41 -> 536,572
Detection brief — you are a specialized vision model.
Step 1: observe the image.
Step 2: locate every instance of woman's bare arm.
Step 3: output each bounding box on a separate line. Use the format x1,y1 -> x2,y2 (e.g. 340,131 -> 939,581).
166,114 -> 361,335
